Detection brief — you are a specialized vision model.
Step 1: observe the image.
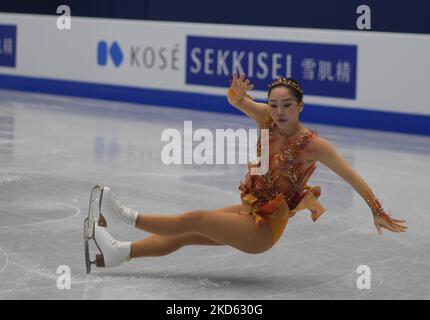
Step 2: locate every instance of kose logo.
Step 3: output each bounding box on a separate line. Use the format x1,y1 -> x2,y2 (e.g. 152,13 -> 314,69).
97,41 -> 124,67
96,40 -> 180,71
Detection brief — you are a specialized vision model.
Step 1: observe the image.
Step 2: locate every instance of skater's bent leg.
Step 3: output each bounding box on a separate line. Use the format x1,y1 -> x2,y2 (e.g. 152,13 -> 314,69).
130,233 -> 223,258
135,210 -> 273,254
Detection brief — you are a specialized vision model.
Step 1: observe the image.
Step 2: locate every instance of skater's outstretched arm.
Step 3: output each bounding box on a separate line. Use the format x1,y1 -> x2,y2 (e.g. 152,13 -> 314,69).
309,137 -> 408,235
227,73 -> 267,126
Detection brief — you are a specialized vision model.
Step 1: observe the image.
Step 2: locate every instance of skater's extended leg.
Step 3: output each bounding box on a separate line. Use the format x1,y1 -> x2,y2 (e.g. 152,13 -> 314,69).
135,210 -> 273,254
130,233 -> 223,258
97,185 -> 243,229
212,204 -> 243,213
130,205 -> 244,258
88,210 -> 271,270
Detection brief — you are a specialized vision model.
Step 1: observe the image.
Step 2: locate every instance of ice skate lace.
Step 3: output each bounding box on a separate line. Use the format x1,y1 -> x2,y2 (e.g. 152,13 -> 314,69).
103,228 -> 128,249
111,195 -> 135,225
103,229 -> 119,248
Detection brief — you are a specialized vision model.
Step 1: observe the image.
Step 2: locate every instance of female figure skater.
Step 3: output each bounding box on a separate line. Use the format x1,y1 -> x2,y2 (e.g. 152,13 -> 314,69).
91,74 -> 407,269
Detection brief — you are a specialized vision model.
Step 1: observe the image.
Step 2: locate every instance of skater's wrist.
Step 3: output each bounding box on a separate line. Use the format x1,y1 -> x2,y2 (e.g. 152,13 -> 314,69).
366,195 -> 390,221
362,188 -> 384,216
227,88 -> 244,106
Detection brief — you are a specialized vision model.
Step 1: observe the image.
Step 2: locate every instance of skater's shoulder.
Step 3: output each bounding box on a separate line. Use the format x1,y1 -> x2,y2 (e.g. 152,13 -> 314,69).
303,134 -> 338,159
307,135 -> 332,149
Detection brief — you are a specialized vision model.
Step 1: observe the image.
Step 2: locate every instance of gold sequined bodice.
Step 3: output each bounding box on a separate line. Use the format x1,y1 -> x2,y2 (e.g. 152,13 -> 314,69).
239,112 -> 318,210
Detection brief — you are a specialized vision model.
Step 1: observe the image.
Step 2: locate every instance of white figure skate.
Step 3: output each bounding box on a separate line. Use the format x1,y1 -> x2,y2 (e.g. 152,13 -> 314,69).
93,224 -> 131,267
84,185 -> 135,273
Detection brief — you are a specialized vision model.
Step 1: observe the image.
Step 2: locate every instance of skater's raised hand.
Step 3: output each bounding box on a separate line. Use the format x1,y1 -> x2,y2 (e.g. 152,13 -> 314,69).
227,73 -> 255,105
226,73 -> 267,126
373,213 -> 407,235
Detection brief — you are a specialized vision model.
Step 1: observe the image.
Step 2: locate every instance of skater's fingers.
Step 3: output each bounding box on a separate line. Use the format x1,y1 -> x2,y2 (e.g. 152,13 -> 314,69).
233,72 -> 237,81
387,223 -> 405,232
387,218 -> 408,229
238,74 -> 245,82
392,218 -> 406,223
244,79 -> 250,85
392,222 -> 408,229
391,223 -> 407,232
383,225 -> 401,233
247,84 -> 254,90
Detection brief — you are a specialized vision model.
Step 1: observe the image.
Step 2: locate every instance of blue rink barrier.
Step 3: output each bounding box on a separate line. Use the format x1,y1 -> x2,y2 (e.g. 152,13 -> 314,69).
0,73 -> 429,136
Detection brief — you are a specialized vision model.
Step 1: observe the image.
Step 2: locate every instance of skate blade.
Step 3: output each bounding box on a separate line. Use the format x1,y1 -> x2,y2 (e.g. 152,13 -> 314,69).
84,185 -> 101,274
87,185 -> 108,227
83,218 -> 96,274
84,185 -> 114,273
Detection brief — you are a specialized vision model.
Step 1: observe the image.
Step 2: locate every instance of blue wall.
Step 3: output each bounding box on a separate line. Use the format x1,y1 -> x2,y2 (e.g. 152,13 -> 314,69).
0,0 -> 429,34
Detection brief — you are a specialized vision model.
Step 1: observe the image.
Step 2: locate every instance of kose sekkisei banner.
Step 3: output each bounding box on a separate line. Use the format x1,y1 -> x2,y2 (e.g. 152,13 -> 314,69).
186,36 -> 357,99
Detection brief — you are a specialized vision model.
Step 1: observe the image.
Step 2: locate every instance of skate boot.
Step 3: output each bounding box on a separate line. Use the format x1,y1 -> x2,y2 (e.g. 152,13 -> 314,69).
84,185 -> 134,273
92,224 -> 131,269
99,186 -> 138,228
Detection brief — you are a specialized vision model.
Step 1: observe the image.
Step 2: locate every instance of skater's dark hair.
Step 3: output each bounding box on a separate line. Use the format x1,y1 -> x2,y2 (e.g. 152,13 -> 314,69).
267,78 -> 303,102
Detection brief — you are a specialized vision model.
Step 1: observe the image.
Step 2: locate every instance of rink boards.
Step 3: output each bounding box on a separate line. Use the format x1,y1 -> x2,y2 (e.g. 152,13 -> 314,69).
0,13 -> 429,135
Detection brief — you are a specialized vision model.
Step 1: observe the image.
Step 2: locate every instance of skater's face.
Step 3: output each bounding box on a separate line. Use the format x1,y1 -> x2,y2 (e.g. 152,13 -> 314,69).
268,86 -> 304,128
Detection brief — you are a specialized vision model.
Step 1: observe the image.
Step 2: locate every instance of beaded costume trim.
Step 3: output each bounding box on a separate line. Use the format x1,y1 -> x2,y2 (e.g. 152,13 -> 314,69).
244,110 -> 318,208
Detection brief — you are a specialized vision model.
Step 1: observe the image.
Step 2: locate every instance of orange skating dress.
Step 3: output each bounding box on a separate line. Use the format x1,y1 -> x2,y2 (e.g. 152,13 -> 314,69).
239,110 -> 326,247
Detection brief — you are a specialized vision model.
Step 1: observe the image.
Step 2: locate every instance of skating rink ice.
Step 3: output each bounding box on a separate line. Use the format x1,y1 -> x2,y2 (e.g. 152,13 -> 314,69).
0,89 -> 429,300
